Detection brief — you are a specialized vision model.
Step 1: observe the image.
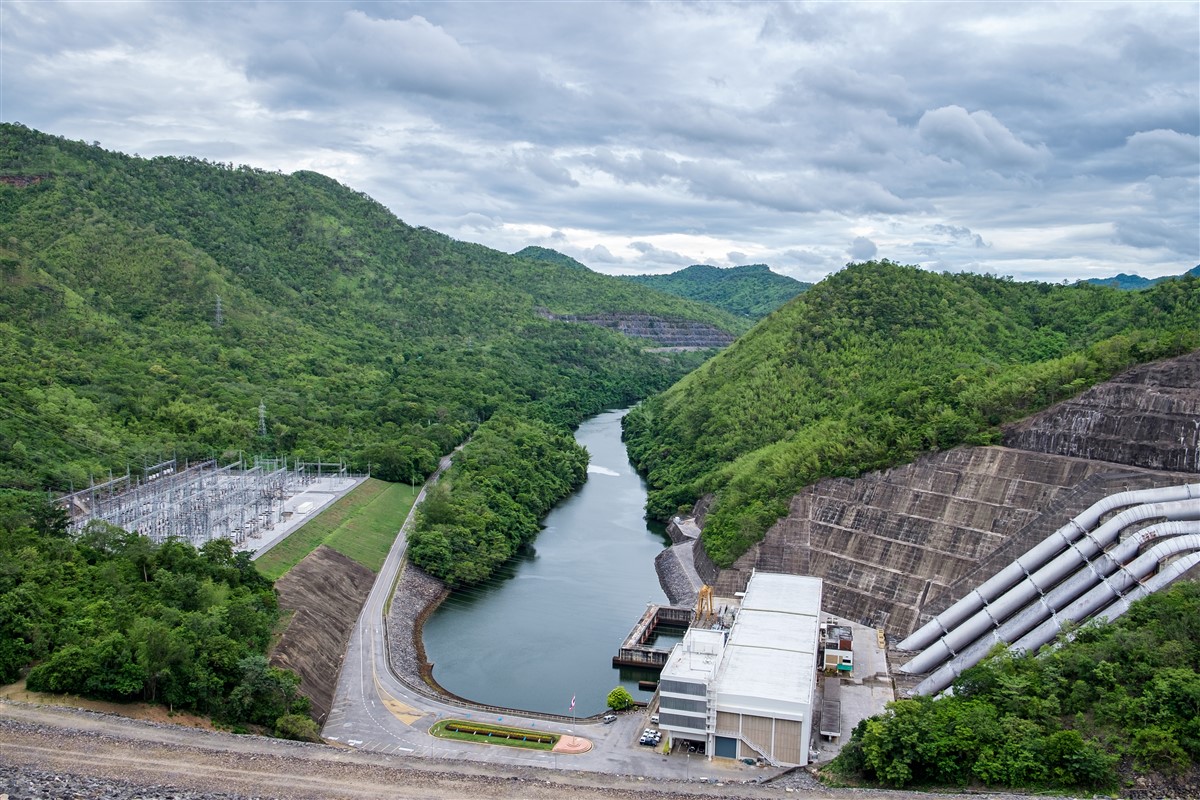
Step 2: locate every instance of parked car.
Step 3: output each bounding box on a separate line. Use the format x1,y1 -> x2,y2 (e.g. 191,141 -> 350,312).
602,714 -> 617,724
650,714 -> 659,724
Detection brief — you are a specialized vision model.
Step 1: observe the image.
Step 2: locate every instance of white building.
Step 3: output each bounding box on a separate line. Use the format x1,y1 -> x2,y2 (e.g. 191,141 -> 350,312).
658,572 -> 822,766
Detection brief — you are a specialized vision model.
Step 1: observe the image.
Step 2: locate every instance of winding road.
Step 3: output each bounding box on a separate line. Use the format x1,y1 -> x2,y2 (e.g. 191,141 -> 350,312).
321,453 -> 758,783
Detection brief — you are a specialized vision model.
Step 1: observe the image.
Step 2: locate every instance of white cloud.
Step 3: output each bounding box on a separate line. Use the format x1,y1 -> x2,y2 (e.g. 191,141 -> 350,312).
3,0 -> 1196,283
849,236 -> 878,261
629,241 -> 695,267
917,105 -> 1050,170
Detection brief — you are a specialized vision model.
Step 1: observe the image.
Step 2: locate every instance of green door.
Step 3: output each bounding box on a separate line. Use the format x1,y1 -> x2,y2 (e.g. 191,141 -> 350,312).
715,736 -> 737,759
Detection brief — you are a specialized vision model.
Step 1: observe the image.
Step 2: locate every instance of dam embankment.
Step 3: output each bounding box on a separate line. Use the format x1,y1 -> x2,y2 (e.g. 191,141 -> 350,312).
706,349 -> 1200,638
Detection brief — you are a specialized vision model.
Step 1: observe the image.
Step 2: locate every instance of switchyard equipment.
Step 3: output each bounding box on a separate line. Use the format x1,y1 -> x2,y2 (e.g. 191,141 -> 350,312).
60,457 -> 356,547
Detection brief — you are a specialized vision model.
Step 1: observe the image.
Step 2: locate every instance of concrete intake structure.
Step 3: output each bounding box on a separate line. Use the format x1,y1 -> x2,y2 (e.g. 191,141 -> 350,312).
897,482 -> 1200,654
902,482 -> 1200,696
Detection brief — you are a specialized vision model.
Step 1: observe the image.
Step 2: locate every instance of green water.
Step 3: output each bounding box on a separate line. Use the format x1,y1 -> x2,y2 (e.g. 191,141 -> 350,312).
420,409 -> 673,718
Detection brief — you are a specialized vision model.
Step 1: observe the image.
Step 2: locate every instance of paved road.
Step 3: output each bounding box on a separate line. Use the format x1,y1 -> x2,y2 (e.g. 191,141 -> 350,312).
322,454 -> 767,785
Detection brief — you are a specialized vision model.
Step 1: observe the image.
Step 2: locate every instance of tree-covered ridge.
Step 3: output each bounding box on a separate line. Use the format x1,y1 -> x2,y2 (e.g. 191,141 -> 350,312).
407,413 -> 588,586
624,261 -> 1200,567
513,245 -> 591,272
0,491 -> 311,736
618,263 -> 811,320
0,124 -> 728,492
832,580 -> 1200,790
1081,265 -> 1200,290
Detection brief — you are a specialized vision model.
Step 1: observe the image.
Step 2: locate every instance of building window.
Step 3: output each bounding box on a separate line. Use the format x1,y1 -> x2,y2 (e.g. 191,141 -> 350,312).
660,679 -> 706,696
661,696 -> 707,714
660,712 -> 705,731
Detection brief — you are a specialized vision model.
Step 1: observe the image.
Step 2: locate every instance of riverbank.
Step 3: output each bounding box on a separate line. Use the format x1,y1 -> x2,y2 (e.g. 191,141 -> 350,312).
383,562 -> 611,723
384,562 -> 449,697
418,409 -> 672,716
655,540 -> 703,607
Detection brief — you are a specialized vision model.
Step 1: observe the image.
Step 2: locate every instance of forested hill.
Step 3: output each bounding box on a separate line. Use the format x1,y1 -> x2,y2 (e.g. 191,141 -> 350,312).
1081,264 -> 1200,290
512,245 -> 591,272
618,263 -> 811,320
623,260 -> 1200,566
0,124 -> 738,492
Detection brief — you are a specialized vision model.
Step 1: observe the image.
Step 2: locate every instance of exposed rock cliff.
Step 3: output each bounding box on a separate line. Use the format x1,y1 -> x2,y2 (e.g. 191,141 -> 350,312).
705,350 -> 1200,637
538,310 -> 735,349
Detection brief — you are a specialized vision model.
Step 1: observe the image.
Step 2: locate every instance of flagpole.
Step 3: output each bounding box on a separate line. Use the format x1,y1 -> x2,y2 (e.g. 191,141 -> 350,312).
569,692 -> 577,746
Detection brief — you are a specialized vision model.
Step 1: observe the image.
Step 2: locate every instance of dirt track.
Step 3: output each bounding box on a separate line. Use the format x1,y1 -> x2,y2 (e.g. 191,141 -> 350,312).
1,702 -> 1061,800
0,703 -> 791,799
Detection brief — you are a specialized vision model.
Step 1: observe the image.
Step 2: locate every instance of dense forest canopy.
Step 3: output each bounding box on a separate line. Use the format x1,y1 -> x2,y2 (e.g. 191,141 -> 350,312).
618,263 -> 811,320
407,413 -> 589,586
624,260 -> 1200,567
832,580 -> 1200,791
0,124 -> 734,493
0,490 -> 314,736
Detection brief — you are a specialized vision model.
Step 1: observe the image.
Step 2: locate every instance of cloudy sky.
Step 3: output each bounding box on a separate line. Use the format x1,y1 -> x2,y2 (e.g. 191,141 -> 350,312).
3,1 -> 1197,282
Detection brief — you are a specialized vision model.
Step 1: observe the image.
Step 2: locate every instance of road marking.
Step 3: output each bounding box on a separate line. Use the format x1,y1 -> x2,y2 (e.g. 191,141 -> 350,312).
370,637 -> 423,725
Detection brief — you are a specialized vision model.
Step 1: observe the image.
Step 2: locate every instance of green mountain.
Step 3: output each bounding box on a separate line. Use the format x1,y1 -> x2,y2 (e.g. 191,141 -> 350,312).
1081,265 -> 1200,289
624,260 -> 1200,566
618,263 -> 811,319
513,245 -> 591,272
0,124 -> 739,493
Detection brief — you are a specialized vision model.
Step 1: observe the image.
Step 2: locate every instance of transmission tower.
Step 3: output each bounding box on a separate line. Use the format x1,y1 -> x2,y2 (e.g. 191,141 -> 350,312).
258,399 -> 267,437
214,294 -> 224,327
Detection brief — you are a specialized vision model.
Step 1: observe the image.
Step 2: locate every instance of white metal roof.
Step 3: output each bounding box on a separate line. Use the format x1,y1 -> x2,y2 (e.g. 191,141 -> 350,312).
712,572 -> 822,714
740,572 -> 823,616
715,644 -> 814,715
661,627 -> 725,684
729,609 -> 819,654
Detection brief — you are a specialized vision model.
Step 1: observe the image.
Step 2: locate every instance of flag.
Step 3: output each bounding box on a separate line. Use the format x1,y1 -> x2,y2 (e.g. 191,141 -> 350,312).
569,694 -> 576,712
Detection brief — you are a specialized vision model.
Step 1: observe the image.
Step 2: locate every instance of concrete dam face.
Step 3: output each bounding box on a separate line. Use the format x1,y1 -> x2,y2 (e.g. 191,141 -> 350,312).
704,349 -> 1200,638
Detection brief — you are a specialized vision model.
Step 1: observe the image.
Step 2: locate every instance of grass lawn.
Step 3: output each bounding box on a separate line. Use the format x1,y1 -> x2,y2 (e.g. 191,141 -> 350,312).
430,719 -> 558,751
255,478 -> 417,579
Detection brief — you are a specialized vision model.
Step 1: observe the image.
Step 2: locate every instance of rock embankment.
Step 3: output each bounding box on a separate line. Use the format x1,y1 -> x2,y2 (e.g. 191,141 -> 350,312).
1003,349 -> 1200,472
384,563 -> 449,692
1,762 -> 255,800
654,543 -> 700,607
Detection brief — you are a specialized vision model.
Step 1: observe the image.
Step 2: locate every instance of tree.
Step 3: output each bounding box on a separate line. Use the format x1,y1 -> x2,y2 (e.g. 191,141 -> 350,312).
607,686 -> 634,711
275,713 -> 322,742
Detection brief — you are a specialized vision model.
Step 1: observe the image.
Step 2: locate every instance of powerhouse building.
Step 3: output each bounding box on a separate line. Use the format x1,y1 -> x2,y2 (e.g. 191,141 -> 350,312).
658,572 -> 822,766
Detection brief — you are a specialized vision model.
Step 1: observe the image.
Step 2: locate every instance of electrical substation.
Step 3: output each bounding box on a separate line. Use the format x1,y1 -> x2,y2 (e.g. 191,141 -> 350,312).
59,457 -> 363,552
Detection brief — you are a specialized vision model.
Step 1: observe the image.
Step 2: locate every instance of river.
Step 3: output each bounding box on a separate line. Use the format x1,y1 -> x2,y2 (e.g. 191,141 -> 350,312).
420,409 -> 671,718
